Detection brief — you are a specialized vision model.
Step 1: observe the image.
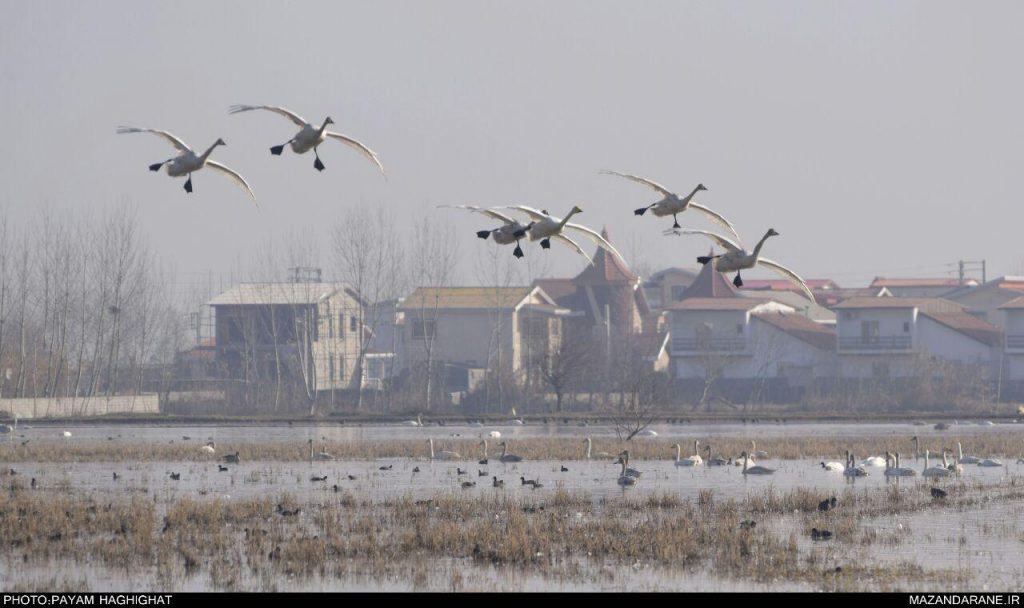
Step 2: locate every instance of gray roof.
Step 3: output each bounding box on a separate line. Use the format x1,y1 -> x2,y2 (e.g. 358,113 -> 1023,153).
208,283 -> 355,306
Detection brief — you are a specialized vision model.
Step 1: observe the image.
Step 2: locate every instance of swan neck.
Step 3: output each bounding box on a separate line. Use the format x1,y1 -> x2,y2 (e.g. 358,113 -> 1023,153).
558,208 -> 579,229
752,231 -> 774,258
318,118 -> 332,136
200,141 -> 222,162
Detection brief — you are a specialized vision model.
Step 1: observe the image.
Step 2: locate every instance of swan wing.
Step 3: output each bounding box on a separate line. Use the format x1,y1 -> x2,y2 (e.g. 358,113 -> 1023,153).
437,205 -> 518,225
757,257 -> 815,302
600,170 -> 672,197
670,228 -> 742,253
552,234 -> 594,265
687,202 -> 741,241
564,222 -> 628,266
501,206 -> 550,222
205,160 -> 259,206
228,104 -> 308,128
325,131 -> 386,177
116,126 -> 191,153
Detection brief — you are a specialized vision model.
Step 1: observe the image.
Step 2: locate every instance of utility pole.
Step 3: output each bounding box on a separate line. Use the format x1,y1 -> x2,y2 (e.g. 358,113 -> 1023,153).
958,260 -> 986,285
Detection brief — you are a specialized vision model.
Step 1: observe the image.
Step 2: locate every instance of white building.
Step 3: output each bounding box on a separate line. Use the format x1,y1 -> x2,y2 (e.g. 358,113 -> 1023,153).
944,276 -> 1024,327
667,298 -> 837,383
999,297 -> 1024,385
833,297 -> 1002,379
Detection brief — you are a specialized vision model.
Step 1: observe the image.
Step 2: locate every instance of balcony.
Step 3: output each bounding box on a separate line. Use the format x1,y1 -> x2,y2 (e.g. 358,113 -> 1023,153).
838,335 -> 912,353
1007,335 -> 1024,352
671,337 -> 747,353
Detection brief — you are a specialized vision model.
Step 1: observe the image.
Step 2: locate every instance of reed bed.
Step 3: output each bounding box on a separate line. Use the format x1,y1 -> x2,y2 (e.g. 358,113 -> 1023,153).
2,474 -> 1007,591
1,432 -> 1022,463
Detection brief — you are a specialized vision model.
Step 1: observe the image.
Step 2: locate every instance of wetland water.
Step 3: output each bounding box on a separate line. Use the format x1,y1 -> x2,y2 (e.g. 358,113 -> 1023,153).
1,421 -> 1023,591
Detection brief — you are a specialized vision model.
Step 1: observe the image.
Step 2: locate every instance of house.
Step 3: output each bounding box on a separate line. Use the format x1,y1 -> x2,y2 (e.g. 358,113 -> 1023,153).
208,282 -> 364,392
869,277 -> 978,298
999,297 -> 1024,396
944,276 -> 1024,327
533,229 -> 652,335
833,297 -> 1002,379
643,267 -> 700,311
396,286 -> 569,381
816,286 -> 892,308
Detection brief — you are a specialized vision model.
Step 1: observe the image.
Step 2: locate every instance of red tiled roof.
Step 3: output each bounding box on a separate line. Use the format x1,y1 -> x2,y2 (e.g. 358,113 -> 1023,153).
398,287 -> 535,310
678,261 -> 737,299
919,312 -> 1003,347
742,279 -> 839,292
870,277 -> 974,288
753,311 -> 836,351
572,228 -> 637,285
666,298 -> 772,311
833,297 -> 965,313
996,281 -> 1024,292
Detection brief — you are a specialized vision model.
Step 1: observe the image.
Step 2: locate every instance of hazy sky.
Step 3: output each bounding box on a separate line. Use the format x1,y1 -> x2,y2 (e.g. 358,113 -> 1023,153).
2,1 -> 1023,295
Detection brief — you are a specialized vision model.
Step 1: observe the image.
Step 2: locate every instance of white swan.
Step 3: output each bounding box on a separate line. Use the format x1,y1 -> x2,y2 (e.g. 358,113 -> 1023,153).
740,451 -> 775,475
309,439 -> 334,461
583,437 -> 613,460
497,441 -> 523,462
668,228 -> 814,301
956,442 -> 980,464
502,206 -> 626,267
672,441 -> 703,466
428,438 -> 461,461
116,127 -> 257,203
228,105 -> 385,176
977,458 -> 1004,467
860,455 -> 888,467
883,452 -> 900,477
637,429 -> 659,437
200,441 -> 216,455
750,440 -> 769,460
922,450 -> 951,478
61,431 -> 72,438
438,205 -> 535,259
943,450 -> 963,475
403,414 -> 423,427
601,170 -> 739,237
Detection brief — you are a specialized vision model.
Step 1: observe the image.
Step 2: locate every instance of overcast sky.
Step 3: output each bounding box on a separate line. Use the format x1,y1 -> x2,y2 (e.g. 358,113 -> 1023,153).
2,1 -> 1022,295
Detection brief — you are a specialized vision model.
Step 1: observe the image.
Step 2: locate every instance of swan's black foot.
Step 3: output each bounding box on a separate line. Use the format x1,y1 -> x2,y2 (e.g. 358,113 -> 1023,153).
270,145 -> 285,156
476,230 -> 492,240
540,238 -> 551,249
733,274 -> 744,288
183,176 -> 193,194
697,256 -> 713,265
148,162 -> 164,172
513,245 -> 524,259
314,157 -> 326,172
634,208 -> 648,216
672,217 -> 681,229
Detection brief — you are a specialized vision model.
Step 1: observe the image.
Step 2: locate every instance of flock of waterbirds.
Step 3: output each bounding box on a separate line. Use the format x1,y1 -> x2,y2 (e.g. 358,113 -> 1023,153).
116,105 -> 814,297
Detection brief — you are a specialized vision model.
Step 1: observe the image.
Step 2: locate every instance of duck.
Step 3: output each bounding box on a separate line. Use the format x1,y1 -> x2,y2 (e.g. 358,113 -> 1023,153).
810,528 -> 833,541
818,497 -> 837,512
117,127 -> 257,203
492,476 -> 504,488
228,104 -> 385,176
461,481 -> 476,489
930,487 -> 948,499
669,228 -> 814,300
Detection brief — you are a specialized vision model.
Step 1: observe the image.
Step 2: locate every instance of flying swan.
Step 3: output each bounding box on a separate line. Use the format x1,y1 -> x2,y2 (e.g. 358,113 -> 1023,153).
117,127 -> 257,204
601,170 -> 738,237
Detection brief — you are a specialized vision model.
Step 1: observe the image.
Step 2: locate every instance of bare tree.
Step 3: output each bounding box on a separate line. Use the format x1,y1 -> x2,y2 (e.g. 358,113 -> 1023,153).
331,206 -> 406,410
407,214 -> 459,411
607,334 -> 667,440
538,326 -> 595,413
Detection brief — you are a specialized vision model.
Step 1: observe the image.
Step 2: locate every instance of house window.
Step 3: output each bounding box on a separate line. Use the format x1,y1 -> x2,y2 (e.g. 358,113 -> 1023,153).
736,323 -> 743,335
328,315 -> 334,339
329,354 -> 335,381
412,319 -> 436,340
339,313 -> 345,338
350,315 -> 358,333
861,320 -> 879,343
339,356 -> 345,380
903,321 -> 910,333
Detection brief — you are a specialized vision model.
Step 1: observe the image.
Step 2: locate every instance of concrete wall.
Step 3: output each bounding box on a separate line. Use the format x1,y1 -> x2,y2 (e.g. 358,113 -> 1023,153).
0,394 -> 160,418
